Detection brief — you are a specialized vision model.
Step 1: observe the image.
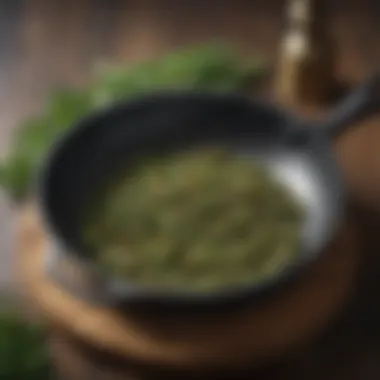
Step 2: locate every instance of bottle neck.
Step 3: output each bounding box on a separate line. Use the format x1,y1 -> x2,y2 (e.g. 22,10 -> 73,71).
286,0 -> 329,42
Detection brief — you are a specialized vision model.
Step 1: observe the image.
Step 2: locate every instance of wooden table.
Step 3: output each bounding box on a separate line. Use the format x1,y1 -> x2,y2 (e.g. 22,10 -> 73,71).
8,0 -> 380,378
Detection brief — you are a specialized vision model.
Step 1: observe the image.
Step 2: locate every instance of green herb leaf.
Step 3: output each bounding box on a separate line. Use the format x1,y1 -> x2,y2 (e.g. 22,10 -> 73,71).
1,43 -> 266,200
0,311 -> 51,379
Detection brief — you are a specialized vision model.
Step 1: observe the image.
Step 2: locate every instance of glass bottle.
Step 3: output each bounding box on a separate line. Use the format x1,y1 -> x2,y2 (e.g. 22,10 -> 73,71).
276,0 -> 335,107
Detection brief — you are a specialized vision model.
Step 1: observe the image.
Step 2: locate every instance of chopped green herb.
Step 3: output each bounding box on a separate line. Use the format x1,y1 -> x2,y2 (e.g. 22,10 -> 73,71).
83,149 -> 304,291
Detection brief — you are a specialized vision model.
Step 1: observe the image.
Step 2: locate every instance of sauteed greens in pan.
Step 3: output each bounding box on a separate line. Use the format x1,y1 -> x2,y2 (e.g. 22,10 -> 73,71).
83,149 -> 304,291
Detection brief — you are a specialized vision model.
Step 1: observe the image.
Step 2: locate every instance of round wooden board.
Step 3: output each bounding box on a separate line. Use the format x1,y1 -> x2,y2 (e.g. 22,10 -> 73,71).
17,204 -> 360,371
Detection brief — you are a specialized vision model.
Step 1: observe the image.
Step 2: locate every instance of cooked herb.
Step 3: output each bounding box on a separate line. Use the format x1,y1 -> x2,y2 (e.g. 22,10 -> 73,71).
0,44 -> 266,201
83,149 -> 304,291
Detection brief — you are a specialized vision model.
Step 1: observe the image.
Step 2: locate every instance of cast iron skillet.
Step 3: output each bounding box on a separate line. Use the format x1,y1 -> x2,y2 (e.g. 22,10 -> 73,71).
39,74 -> 380,313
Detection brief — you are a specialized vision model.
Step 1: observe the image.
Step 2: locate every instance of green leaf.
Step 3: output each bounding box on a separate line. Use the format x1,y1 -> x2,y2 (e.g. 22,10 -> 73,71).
1,43 -> 266,200
0,311 -> 51,379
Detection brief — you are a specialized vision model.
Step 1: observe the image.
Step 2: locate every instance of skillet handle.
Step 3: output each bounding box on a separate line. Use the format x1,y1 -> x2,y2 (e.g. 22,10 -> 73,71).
321,73 -> 380,139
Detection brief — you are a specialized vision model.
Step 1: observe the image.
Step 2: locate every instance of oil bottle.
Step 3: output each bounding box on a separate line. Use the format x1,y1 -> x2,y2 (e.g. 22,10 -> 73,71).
276,0 -> 336,107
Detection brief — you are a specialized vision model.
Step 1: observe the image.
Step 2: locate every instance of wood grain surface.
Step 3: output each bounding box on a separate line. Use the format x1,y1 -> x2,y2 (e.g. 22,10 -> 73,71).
6,0 -> 380,378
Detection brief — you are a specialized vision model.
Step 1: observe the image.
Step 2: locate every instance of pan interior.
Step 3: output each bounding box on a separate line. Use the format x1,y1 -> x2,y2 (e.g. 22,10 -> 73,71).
237,146 -> 343,261
82,141 -> 343,269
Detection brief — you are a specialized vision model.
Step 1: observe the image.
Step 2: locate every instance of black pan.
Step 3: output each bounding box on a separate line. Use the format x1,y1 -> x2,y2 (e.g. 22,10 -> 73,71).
39,74 -> 380,313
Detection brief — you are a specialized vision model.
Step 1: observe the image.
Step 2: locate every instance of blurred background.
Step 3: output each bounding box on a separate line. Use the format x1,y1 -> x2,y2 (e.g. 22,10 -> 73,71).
0,0 -> 380,292
3,1 -> 380,379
